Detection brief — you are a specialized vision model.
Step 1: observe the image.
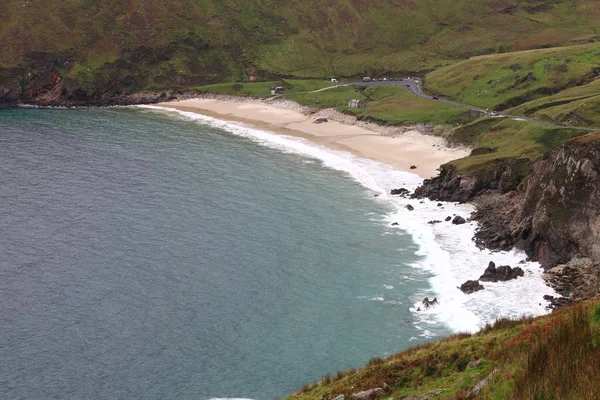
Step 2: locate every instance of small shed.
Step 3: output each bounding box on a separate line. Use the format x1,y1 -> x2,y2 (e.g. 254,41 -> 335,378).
348,99 -> 365,109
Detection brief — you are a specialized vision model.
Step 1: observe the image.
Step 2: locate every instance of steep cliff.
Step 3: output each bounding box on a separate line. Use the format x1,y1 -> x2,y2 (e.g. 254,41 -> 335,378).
515,133 -> 600,267
415,133 -> 600,301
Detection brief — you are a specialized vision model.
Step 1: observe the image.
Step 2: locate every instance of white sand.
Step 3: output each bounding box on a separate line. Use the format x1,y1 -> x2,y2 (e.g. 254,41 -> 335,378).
156,98 -> 469,179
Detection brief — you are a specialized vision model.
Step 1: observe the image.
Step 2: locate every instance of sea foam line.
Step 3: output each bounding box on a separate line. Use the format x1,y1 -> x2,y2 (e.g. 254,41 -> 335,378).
137,105 -> 557,334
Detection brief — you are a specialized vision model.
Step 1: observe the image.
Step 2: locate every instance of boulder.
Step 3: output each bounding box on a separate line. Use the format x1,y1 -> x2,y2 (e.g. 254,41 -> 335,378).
405,204 -> 414,211
410,165 -> 417,169
452,216 -> 466,225
471,370 -> 497,397
428,220 -> 442,225
332,395 -> 345,400
460,280 -> 484,294
479,261 -> 524,282
350,388 -> 385,400
391,222 -> 399,226
445,216 -> 452,222
382,382 -> 390,393
391,188 -> 410,196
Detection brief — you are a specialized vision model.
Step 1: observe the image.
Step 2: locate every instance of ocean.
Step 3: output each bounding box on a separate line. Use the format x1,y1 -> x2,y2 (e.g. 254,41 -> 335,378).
0,107 -> 555,399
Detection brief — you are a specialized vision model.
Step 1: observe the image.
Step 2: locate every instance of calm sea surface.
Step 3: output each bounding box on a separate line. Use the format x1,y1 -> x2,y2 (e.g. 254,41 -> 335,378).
0,108 -> 443,399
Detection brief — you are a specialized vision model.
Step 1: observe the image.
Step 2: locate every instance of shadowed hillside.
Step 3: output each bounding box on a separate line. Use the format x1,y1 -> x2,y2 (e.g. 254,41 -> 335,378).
1,0 -> 600,103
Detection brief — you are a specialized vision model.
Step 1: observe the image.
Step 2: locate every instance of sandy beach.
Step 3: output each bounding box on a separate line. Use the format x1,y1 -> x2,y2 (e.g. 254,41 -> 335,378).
155,98 -> 469,179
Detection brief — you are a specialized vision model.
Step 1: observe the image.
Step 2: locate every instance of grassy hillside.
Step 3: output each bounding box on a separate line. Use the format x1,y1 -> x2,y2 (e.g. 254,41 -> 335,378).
507,78 -> 600,126
2,0 -> 600,100
425,43 -> 600,111
287,299 -> 600,399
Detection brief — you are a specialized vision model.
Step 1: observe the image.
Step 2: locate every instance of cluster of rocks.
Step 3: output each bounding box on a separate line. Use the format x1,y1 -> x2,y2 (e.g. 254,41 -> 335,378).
331,383 -> 391,400
543,294 -> 572,309
543,257 -> 600,308
333,383 -> 445,400
391,189 -> 468,225
479,261 -> 524,282
391,188 -> 410,197
460,280 -> 484,294
331,361 -> 487,400
459,262 -> 524,294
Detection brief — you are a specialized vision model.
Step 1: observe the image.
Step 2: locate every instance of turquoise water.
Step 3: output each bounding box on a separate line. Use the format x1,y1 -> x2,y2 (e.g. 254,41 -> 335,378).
0,108 -> 445,399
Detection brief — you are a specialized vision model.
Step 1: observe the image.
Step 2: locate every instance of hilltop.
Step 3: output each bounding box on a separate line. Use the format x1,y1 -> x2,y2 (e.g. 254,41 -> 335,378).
1,0 -> 600,104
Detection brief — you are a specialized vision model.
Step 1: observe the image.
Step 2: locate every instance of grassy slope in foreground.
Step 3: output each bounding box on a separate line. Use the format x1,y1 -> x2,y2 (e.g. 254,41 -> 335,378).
287,299 -> 600,400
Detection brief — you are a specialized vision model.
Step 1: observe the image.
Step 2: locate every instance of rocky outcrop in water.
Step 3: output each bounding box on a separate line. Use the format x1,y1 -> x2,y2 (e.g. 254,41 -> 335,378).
460,280 -> 484,294
452,216 -> 466,225
479,262 -> 524,282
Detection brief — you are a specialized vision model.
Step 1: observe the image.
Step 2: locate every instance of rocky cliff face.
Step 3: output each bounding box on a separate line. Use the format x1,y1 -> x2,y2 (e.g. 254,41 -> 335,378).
515,133 -> 600,268
416,134 -> 600,268
416,133 -> 600,301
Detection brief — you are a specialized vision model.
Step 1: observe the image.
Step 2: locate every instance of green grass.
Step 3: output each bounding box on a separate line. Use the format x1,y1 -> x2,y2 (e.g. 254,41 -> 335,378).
287,300 -> 600,400
448,118 -> 585,175
3,0 -> 600,97
287,84 -> 472,126
195,81 -> 280,97
287,85 -> 366,108
346,86 -> 471,126
507,79 -> 600,127
425,44 -> 600,112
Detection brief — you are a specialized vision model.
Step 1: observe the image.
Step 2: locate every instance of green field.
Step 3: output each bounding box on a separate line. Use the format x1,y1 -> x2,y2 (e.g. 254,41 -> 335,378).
425,44 -> 600,111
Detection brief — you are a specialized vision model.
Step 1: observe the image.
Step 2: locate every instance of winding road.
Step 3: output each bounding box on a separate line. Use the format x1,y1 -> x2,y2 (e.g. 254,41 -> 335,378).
329,79 -> 598,132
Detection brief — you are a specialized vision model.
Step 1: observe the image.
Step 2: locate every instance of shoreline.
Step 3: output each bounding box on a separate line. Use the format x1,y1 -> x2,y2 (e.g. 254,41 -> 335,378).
142,99 -> 558,333
154,97 -> 470,180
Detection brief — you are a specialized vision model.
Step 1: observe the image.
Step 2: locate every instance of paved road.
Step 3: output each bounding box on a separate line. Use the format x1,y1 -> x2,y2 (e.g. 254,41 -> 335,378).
343,79 -> 598,132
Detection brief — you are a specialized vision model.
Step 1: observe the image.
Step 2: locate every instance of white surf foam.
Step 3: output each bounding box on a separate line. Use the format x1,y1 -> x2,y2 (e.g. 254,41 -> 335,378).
138,105 -> 558,334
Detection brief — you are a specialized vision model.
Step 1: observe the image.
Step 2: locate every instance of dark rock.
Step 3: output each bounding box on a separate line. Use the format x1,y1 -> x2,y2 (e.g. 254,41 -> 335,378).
391,188 -> 410,196
391,222 -> 399,226
445,216 -> 452,222
543,295 -> 572,310
460,280 -> 484,294
479,262 -> 524,282
374,194 -> 379,197
437,203 -> 443,207
422,297 -> 439,308
452,216 -> 466,225
405,204 -> 414,211
410,165 -> 417,169
428,220 -> 442,225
